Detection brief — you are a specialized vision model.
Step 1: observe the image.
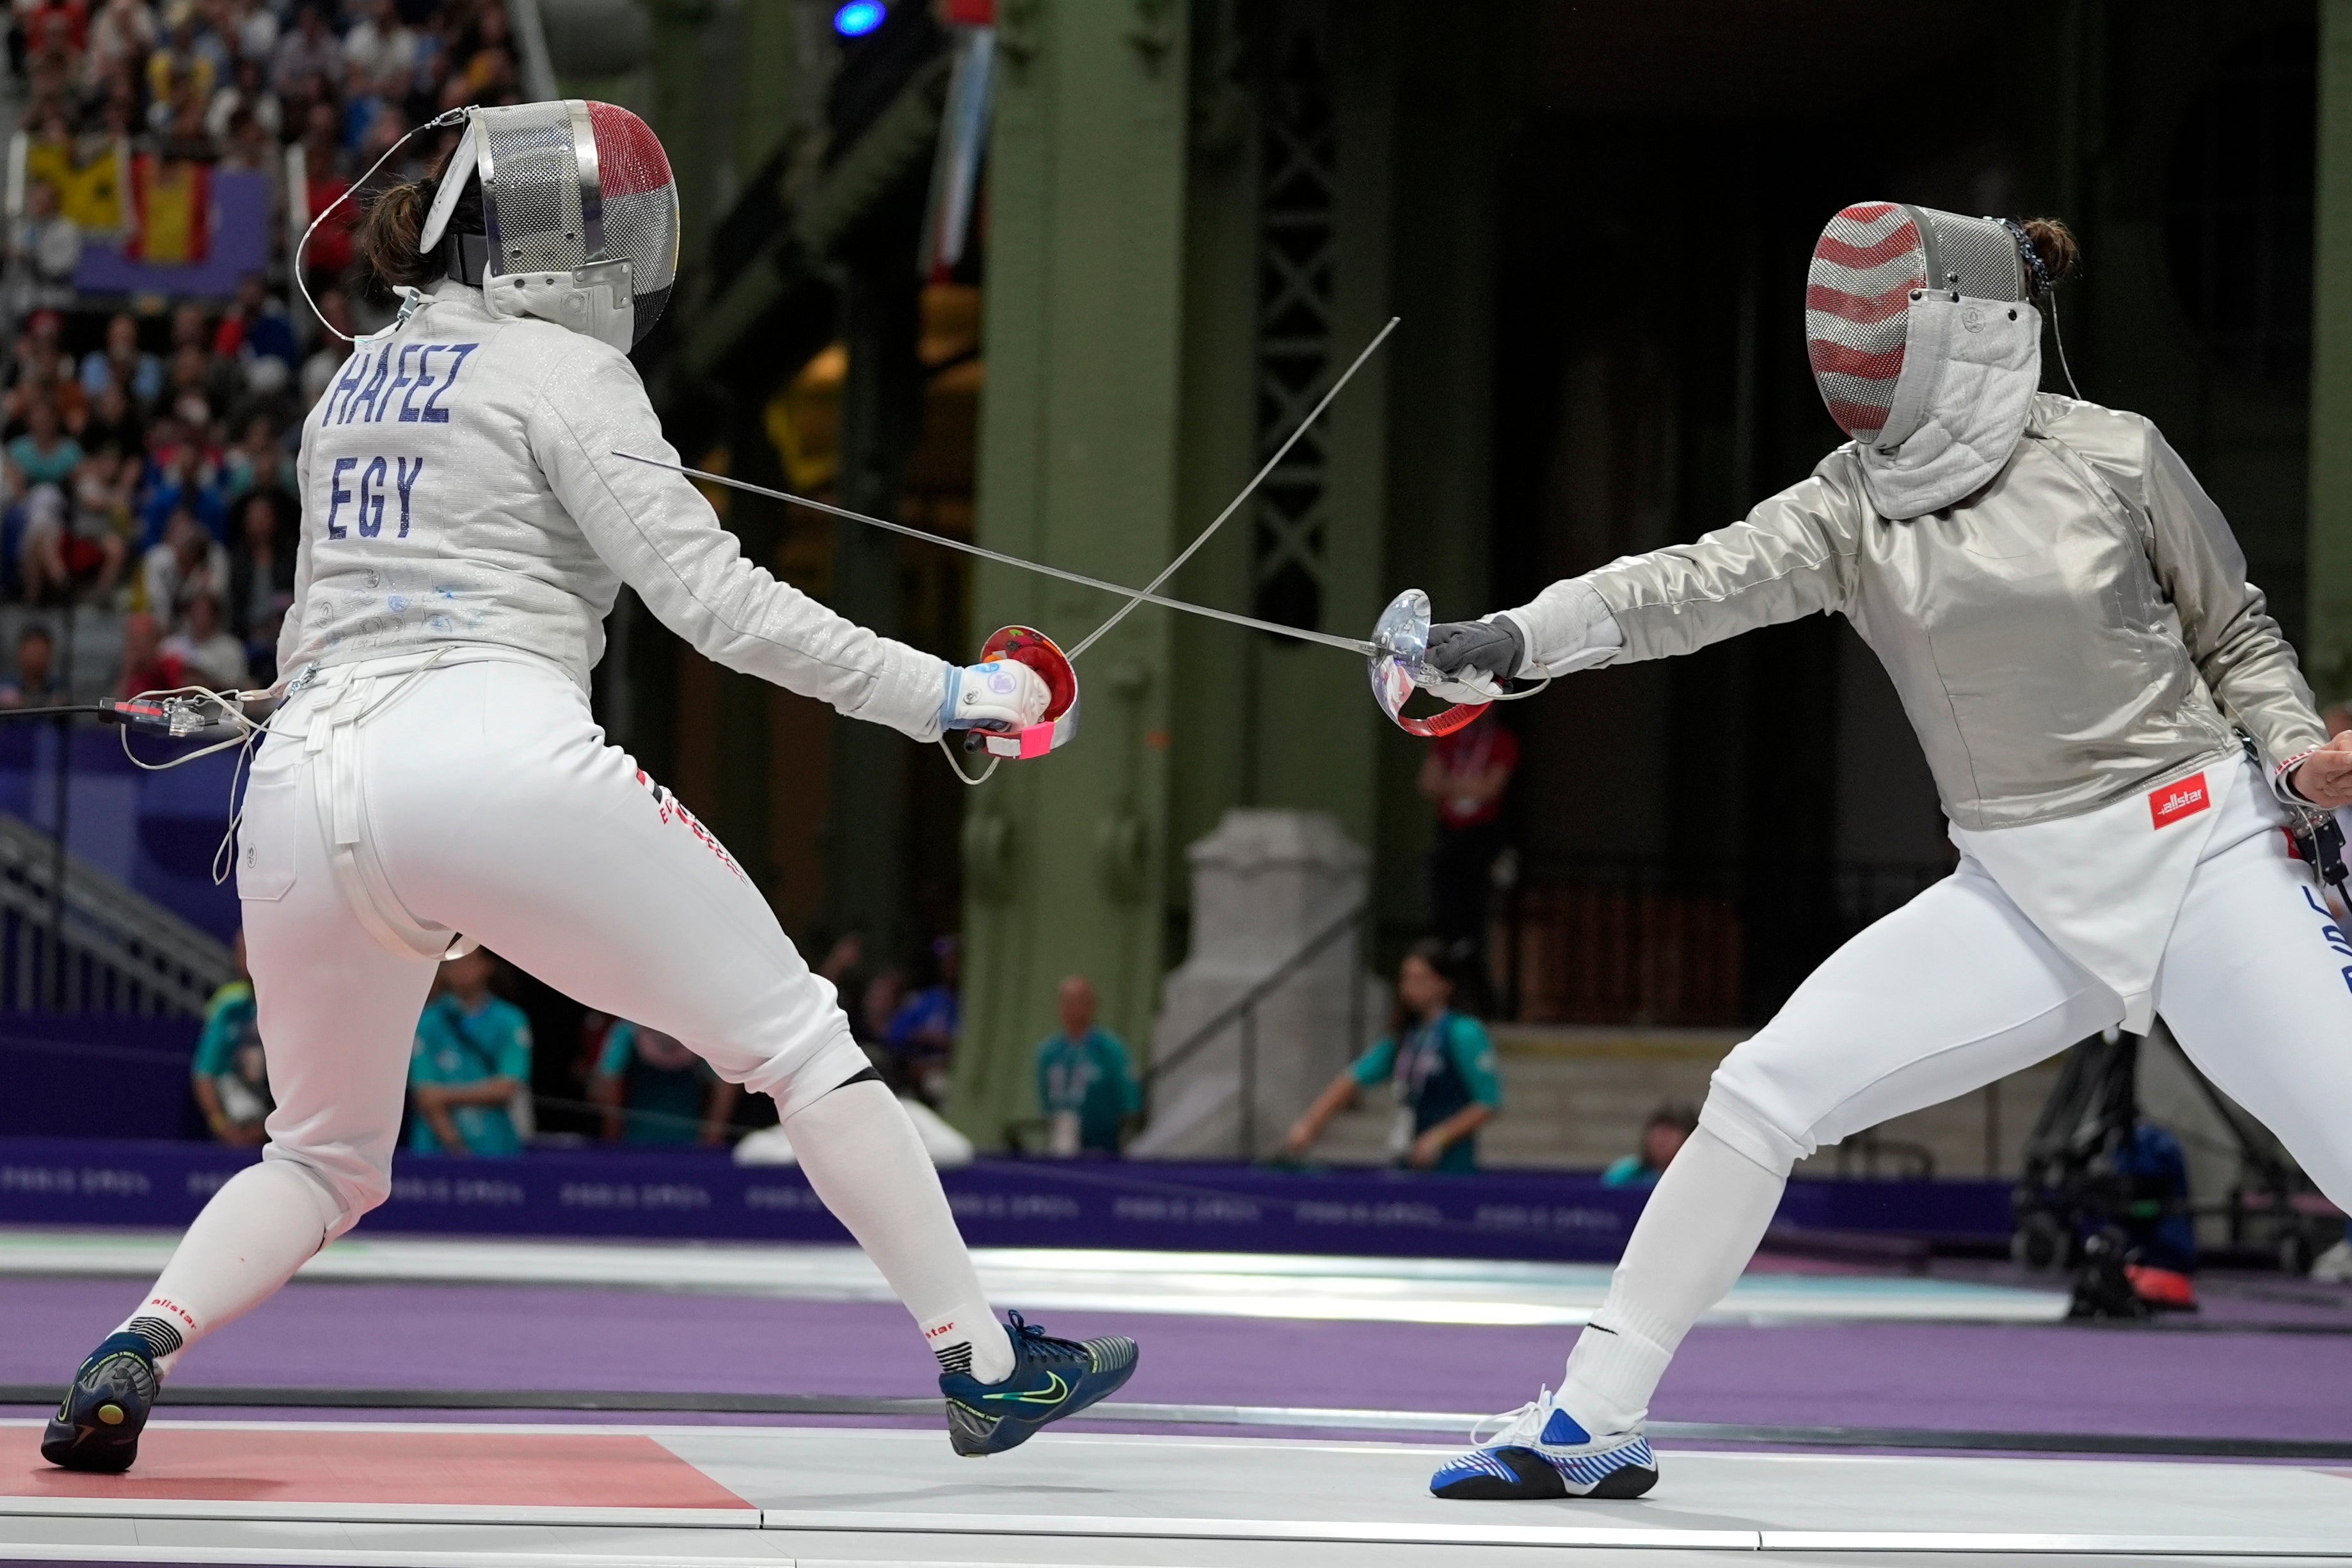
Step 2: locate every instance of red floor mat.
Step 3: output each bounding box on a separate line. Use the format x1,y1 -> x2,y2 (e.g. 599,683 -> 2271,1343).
3,1425 -> 753,1509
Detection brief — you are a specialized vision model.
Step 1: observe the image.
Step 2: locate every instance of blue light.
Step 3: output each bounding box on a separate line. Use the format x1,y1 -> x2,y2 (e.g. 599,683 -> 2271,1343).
833,1 -> 886,37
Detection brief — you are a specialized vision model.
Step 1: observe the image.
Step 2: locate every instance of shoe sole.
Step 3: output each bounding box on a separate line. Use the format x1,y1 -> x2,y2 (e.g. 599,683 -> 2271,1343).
1432,1444 -> 1658,1501
40,1352 -> 155,1474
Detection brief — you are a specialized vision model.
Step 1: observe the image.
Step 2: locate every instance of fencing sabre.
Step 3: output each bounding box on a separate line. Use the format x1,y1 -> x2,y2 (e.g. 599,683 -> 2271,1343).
616,313 -> 1527,772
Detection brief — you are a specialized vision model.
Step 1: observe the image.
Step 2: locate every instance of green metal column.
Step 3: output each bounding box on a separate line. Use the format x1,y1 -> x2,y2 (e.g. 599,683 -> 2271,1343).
2310,0 -> 2352,705
1237,6 -> 1393,845
644,0 -> 716,271
951,0 -> 1191,1143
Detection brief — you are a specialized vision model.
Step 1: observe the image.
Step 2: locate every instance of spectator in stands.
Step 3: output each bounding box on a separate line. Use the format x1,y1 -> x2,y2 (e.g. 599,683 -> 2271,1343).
159,75 -> 218,159
295,95 -> 356,285
857,963 -> 905,1072
342,0 -> 415,83
590,1019 -> 740,1146
8,178 -> 83,312
222,413 -> 292,507
1033,975 -> 1140,1157
1601,1104 -> 1699,1187
140,434 -> 225,548
79,383 -> 139,461
204,52 -> 278,139
79,312 -> 164,407
212,273 -> 299,397
23,443 -> 127,603
408,947 -> 534,1159
5,312 -> 86,436
226,487 -> 291,674
885,935 -> 961,1107
1418,709 -> 1518,983
160,589 -> 246,687
1283,939 -> 1504,1172
6,394 -> 83,504
229,0 -> 277,67
141,503 -> 228,627
0,624 -> 60,708
81,0 -> 155,93
269,1 -> 340,99
298,287 -> 353,403
191,930 -> 269,1146
115,608 -> 184,697
145,4 -> 218,132
448,2 -> 518,105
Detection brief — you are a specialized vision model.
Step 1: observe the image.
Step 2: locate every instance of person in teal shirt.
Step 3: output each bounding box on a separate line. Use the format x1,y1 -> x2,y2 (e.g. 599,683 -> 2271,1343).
408,949 -> 533,1157
1284,940 -> 1502,1171
1601,1104 -> 1699,1187
591,1018 -> 738,1146
190,931 -> 269,1145
1034,975 -> 1140,1155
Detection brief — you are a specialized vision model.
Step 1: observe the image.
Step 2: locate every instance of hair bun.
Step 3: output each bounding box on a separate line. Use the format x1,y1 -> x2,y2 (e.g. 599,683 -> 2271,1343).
2019,218 -> 2079,290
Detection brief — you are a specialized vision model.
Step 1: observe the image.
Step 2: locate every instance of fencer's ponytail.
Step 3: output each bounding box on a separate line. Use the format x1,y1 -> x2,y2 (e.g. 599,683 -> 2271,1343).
354,143 -> 486,297
356,179 -> 438,291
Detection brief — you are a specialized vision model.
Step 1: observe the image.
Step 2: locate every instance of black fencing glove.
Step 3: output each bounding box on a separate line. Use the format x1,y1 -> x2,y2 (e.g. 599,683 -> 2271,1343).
1423,617 -> 1526,694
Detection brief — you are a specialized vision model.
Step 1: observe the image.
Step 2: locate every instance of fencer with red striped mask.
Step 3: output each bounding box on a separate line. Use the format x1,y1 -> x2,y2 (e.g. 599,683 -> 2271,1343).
1416,204 -> 2352,1501
40,100 -> 1136,1476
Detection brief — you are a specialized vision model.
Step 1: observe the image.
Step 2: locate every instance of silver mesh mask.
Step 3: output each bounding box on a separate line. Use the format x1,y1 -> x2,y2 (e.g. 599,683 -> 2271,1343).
418,100 -> 679,350
1806,203 -> 2032,447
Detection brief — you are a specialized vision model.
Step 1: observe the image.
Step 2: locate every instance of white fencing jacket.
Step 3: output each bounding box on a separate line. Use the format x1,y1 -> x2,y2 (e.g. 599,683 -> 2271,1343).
280,281 -> 951,741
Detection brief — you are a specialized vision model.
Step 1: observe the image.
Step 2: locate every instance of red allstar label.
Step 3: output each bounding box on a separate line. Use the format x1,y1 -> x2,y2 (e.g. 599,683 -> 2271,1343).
2149,772 -> 2211,829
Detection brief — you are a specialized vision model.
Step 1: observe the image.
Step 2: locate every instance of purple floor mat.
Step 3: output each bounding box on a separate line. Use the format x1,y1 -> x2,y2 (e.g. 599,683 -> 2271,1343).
4,1274 -> 2347,1442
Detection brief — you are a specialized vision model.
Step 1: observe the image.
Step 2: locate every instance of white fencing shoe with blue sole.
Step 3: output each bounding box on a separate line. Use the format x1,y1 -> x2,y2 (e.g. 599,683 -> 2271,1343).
1430,1385 -> 1658,1500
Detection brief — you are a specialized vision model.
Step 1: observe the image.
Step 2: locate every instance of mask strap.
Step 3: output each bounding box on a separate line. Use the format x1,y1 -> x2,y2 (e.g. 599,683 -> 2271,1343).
295,107 -> 472,345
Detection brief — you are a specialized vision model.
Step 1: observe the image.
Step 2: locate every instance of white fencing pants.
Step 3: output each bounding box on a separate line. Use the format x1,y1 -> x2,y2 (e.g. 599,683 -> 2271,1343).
118,651 -> 918,1366
234,653 -> 873,1227
1564,768 -> 2352,1430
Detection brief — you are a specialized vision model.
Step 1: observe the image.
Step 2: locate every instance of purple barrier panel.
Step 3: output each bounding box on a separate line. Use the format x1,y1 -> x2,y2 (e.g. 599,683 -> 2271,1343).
1774,1175 -> 2015,1240
0,1018 -> 202,1140
0,1139 -> 2015,1259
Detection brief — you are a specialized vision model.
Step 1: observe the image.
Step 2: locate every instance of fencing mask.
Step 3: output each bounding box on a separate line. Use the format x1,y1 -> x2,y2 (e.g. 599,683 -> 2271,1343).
418,100 -> 679,353
1804,203 -> 2045,519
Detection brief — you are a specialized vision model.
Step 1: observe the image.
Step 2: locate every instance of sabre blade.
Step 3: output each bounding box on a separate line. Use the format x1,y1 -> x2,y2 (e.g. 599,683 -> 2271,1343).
1063,315 -> 1400,661
613,454 -> 1378,658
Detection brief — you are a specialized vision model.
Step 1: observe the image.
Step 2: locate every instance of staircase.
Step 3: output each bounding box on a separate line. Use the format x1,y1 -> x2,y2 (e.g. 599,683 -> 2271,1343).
0,812 -> 235,1015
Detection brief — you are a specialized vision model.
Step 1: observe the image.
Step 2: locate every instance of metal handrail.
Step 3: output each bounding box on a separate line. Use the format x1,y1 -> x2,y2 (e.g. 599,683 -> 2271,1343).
0,812 -> 234,1014
1144,898 -> 1367,1160
1144,898 -> 1368,1089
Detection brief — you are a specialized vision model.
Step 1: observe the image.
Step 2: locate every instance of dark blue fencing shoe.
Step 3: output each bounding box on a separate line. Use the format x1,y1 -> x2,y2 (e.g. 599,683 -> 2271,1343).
1430,1385 -> 1657,1500
42,1333 -> 162,1473
939,1310 -> 1138,1456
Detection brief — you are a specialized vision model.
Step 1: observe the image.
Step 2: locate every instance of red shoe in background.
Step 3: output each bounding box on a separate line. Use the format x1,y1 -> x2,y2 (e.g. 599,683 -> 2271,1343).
2126,1263 -> 2199,1311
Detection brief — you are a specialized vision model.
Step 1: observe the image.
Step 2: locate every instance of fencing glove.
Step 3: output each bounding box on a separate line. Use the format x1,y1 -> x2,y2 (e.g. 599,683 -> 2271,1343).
1423,617 -> 1527,697
942,658 -> 1051,732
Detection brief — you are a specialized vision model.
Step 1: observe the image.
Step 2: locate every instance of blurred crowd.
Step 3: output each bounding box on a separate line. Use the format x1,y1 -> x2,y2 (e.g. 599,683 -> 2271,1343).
0,1 -> 525,697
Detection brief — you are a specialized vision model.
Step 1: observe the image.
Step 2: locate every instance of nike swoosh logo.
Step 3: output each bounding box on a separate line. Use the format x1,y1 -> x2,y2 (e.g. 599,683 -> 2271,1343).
983,1370 -> 1070,1406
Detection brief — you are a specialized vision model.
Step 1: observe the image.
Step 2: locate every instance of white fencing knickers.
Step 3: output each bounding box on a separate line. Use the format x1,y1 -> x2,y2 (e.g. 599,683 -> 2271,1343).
1560,755 -> 2352,1431
235,648 -> 871,1231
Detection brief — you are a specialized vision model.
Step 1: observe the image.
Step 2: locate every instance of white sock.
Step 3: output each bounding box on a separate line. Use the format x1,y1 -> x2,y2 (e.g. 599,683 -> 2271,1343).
784,1081 -> 1015,1383
1560,1125 -> 1786,1434
113,1160 -> 341,1378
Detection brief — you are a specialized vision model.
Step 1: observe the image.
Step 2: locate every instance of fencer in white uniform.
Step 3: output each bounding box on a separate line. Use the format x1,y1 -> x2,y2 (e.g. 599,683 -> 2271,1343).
42,100 -> 1136,1475
1418,206 -> 2352,1501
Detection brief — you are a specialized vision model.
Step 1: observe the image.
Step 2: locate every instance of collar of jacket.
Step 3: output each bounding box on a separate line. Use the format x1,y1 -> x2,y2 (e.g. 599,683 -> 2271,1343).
1855,294 -> 2043,520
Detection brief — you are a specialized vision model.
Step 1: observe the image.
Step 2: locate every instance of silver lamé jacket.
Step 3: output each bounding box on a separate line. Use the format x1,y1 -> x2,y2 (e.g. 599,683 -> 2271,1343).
1503,394 -> 2326,831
